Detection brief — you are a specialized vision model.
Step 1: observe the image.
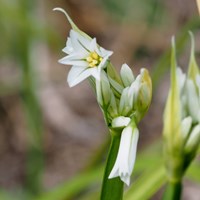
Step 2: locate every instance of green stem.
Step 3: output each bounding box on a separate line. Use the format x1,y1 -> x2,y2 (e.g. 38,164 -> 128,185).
100,131 -> 124,200
162,181 -> 182,200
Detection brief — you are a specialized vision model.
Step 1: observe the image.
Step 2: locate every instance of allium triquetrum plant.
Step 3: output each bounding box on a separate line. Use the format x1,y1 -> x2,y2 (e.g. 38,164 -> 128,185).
54,7 -> 152,200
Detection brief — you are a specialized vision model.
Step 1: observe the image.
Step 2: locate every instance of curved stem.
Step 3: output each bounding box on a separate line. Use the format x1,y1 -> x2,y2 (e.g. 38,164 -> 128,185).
162,181 -> 182,200
100,131 -> 124,200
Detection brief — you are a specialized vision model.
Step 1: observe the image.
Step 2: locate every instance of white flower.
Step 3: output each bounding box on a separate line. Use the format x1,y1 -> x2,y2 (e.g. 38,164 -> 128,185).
108,125 -> 139,186
59,29 -> 113,87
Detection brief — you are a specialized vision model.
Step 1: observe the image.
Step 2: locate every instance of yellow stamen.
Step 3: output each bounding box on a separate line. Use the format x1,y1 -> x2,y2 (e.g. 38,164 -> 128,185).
89,63 -> 95,67
92,60 -> 98,65
86,56 -> 93,63
91,52 -> 99,60
86,51 -> 102,67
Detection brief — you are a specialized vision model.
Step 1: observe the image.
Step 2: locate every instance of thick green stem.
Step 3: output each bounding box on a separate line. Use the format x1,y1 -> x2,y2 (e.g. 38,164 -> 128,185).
100,131 -> 124,200
162,181 -> 182,200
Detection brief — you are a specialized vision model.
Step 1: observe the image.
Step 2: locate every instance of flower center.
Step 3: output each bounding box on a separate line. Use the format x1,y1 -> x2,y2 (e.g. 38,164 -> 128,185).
86,52 -> 103,67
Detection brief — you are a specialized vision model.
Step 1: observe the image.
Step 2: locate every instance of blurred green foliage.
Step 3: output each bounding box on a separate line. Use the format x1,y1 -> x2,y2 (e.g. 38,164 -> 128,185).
99,0 -> 166,26
0,0 -> 200,200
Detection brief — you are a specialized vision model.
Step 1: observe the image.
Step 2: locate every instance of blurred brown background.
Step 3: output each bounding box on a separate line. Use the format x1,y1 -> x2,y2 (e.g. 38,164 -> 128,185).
0,0 -> 200,199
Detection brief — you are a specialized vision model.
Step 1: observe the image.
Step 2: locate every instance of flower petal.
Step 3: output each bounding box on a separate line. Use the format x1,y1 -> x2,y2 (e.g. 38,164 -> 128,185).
181,116 -> 192,140
89,38 -> 97,52
108,126 -> 138,185
67,66 -> 90,87
120,63 -> 135,87
128,128 -> 139,174
186,79 -> 200,122
90,67 -> 100,80
99,47 -> 113,57
59,56 -> 88,67
70,30 -> 91,52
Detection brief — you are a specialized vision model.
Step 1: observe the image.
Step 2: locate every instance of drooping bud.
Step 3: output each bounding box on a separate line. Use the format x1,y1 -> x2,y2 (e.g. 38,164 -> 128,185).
109,120 -> 139,186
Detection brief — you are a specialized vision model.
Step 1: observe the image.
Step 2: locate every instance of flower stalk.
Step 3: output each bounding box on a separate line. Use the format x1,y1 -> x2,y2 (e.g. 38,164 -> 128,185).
163,181 -> 182,200
100,130 -> 124,200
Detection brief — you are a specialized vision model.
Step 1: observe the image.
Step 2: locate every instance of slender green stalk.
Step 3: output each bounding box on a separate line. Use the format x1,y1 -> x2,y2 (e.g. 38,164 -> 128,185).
100,131 -> 124,200
162,181 -> 182,200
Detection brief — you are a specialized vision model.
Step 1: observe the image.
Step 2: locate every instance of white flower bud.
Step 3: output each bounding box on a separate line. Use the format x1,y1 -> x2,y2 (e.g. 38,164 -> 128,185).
96,71 -> 111,107
186,79 -> 200,123
112,116 -> 131,128
181,116 -> 192,141
185,124 -> 200,154
120,64 -> 135,87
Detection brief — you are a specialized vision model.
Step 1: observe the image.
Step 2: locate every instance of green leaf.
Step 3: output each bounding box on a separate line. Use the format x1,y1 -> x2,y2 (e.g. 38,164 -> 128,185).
185,161 -> 200,182
125,164 -> 166,200
36,167 -> 103,200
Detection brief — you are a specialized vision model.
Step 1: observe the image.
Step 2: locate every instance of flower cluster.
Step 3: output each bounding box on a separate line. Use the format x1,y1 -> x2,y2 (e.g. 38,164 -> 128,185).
163,34 -> 200,183
54,8 -> 152,186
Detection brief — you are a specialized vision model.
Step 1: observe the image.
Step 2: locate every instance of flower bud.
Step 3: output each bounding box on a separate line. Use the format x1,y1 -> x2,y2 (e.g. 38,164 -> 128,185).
184,124 -> 200,154
96,71 -> 112,107
181,116 -> 192,140
136,69 -> 152,114
112,116 -> 131,128
120,64 -> 135,87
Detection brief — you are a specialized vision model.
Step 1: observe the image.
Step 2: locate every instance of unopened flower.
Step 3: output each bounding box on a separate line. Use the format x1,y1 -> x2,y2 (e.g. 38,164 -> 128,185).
96,71 -> 112,108
109,120 -> 139,186
108,64 -> 152,185
118,65 -> 152,122
54,8 -> 113,87
163,34 -> 200,182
